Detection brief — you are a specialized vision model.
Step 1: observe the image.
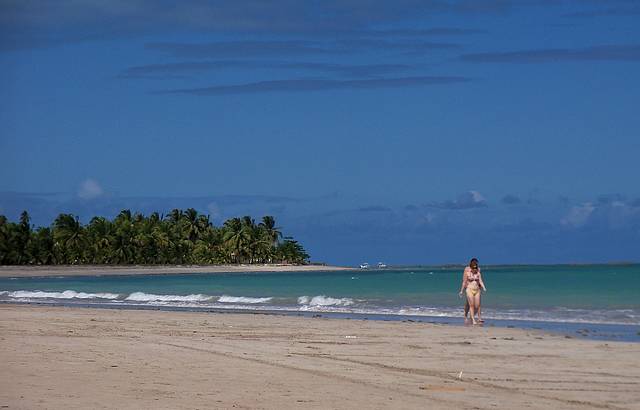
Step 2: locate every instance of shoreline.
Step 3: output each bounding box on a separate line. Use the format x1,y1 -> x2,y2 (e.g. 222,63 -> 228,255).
3,300 -> 639,342
0,264 -> 355,278
2,304 -> 639,409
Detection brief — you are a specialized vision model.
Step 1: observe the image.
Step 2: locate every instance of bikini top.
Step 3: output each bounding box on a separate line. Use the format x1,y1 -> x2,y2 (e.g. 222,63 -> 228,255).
467,269 -> 480,282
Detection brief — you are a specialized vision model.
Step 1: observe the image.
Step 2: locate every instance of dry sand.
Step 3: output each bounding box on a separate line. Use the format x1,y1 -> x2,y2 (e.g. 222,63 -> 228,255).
0,264 -> 354,278
1,305 -> 639,410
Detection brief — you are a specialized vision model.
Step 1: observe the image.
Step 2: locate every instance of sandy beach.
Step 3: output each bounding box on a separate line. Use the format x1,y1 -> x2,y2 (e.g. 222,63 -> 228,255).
1,305 -> 639,409
0,264 -> 354,278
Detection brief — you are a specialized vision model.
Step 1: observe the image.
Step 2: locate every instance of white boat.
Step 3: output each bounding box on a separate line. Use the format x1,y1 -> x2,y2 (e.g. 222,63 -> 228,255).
359,262 -> 370,269
377,262 -> 387,268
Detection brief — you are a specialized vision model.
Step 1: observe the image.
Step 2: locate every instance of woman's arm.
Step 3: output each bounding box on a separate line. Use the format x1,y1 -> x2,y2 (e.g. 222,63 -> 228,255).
478,270 -> 487,291
459,268 -> 468,295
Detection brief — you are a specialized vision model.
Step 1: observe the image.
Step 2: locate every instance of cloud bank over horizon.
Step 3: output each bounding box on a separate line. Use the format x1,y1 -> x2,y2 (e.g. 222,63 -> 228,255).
2,190 -> 639,265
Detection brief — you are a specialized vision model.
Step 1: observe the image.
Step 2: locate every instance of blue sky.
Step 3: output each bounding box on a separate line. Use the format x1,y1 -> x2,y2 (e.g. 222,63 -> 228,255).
1,1 -> 639,265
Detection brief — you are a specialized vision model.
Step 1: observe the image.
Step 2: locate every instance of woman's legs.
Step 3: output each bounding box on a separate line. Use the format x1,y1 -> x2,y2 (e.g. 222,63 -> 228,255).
473,292 -> 482,323
464,299 -> 470,323
466,290 -> 477,325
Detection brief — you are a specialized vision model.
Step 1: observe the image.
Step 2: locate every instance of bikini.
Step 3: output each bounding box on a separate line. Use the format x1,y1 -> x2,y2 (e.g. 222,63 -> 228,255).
465,270 -> 481,297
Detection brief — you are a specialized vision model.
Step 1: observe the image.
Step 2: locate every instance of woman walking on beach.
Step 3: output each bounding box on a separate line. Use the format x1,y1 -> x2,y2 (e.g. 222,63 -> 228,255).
459,258 -> 487,325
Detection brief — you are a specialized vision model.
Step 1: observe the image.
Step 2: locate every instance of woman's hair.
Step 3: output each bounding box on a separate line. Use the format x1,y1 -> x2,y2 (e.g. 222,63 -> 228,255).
469,258 -> 479,268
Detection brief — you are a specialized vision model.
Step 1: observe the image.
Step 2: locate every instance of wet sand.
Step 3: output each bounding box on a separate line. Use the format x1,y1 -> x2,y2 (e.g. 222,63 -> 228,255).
1,305 -> 639,409
0,264 -> 354,278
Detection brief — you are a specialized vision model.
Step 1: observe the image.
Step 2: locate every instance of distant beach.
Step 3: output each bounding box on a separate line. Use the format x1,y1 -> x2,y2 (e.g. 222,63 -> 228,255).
0,264 -> 354,278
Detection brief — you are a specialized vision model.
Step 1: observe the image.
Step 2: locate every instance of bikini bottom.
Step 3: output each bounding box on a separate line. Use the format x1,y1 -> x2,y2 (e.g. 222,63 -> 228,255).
466,287 -> 479,297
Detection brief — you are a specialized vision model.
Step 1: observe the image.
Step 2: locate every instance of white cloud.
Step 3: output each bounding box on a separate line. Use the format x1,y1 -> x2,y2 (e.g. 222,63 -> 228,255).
468,190 -> 485,203
77,178 -> 104,200
561,202 -> 595,227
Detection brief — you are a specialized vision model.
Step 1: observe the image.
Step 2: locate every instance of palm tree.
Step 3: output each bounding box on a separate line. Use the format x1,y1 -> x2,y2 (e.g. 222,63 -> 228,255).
167,209 -> 183,224
222,218 -> 251,263
0,215 -> 11,264
196,225 -> 222,263
276,237 -> 309,265
258,216 -> 282,263
241,216 -> 261,262
0,215 -> 28,264
183,208 -> 203,242
151,222 -> 173,264
132,213 -> 156,263
115,209 -> 133,224
197,214 -> 212,234
259,216 -> 282,246
18,211 -> 33,261
112,210 -> 135,264
28,227 -> 54,265
86,216 -> 113,264
53,214 -> 85,264
149,212 -> 163,225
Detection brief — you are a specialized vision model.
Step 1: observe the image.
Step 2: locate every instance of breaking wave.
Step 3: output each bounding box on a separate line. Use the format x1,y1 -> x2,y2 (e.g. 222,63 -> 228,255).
298,295 -> 354,306
218,295 -> 272,304
125,292 -> 213,302
5,290 -> 120,300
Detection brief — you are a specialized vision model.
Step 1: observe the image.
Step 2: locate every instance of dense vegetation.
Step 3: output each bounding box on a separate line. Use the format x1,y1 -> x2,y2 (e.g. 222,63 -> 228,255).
0,210 -> 309,265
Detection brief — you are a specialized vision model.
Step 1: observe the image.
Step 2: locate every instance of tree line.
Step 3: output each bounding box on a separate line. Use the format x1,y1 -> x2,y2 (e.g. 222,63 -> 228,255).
0,209 -> 309,265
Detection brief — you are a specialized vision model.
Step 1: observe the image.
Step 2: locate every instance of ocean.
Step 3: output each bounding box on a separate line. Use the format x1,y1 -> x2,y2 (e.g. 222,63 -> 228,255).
2,264 -> 639,341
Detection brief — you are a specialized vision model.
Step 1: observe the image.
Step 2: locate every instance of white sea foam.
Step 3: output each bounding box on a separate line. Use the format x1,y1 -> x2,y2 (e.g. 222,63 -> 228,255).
218,295 -> 272,304
3,289 -> 637,326
298,295 -> 354,306
125,292 -> 213,302
6,290 -> 120,300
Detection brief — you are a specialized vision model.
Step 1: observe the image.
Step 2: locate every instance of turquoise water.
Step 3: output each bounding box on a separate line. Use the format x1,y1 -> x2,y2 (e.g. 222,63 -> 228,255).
1,265 -> 638,326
